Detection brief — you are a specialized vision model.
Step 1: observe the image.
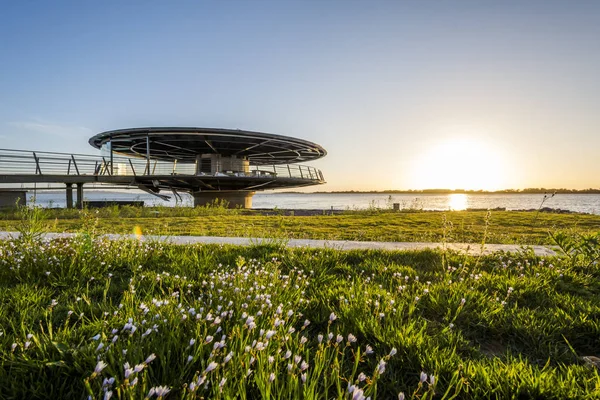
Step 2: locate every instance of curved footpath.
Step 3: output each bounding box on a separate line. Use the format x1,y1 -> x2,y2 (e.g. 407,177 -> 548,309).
0,231 -> 558,256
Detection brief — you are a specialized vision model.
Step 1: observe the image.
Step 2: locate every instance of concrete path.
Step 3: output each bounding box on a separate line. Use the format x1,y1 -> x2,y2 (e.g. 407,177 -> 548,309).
0,231 -> 558,256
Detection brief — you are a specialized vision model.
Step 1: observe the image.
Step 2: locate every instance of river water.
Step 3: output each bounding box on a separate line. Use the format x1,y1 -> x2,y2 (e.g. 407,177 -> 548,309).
23,191 -> 600,215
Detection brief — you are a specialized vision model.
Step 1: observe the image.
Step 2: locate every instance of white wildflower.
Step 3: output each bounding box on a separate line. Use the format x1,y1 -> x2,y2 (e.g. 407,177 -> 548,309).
265,330 -> 276,340
352,387 -> 365,400
204,361 -> 218,373
94,360 -> 107,375
145,353 -> 156,364
377,359 -> 386,375
148,385 -> 170,397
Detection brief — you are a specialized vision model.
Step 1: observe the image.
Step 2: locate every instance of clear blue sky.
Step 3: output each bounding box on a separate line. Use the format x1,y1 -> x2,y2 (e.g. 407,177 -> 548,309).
1,1 -> 599,190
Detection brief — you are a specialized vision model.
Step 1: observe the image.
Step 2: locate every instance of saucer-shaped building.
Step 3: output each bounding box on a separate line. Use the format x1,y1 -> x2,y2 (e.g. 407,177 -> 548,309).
88,127 -> 327,207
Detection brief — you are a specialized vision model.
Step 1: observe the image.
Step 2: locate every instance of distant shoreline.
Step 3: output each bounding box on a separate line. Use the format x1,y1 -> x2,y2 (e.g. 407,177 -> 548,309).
250,207 -> 585,216
284,189 -> 600,195
23,188 -> 600,195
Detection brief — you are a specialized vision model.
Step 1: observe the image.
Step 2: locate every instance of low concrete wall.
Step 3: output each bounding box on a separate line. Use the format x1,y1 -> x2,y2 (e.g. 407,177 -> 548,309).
192,191 -> 254,208
0,191 -> 27,208
83,201 -> 145,208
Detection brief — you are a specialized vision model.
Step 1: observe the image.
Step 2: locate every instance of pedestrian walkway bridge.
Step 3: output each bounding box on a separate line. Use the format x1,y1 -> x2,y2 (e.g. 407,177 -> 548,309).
0,148 -> 324,208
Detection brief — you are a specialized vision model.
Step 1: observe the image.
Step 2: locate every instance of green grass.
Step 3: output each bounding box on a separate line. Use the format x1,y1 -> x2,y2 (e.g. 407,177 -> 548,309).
1,226 -> 600,399
1,206 -> 600,244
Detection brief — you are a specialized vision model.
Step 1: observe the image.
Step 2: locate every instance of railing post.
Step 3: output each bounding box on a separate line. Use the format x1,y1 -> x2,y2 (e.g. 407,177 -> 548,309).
102,157 -> 111,175
109,137 -> 114,176
71,155 -> 80,175
33,152 -> 42,175
145,134 -> 150,175
128,159 -> 137,176
299,166 -> 304,179
287,164 -> 291,178
308,167 -> 314,180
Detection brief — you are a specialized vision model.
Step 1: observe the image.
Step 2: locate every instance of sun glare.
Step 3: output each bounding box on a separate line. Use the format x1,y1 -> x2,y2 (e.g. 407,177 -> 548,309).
410,138 -> 507,191
448,193 -> 468,210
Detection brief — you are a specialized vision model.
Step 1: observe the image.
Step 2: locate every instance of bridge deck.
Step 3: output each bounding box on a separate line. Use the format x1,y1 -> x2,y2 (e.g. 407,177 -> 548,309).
0,148 -> 324,192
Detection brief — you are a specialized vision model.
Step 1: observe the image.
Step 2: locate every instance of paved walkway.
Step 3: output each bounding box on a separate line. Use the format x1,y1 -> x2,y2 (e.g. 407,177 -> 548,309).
0,231 -> 558,256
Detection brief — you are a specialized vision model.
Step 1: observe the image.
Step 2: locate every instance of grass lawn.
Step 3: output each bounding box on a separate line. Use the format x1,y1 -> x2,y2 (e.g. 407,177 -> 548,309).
1,206 -> 600,244
1,226 -> 599,398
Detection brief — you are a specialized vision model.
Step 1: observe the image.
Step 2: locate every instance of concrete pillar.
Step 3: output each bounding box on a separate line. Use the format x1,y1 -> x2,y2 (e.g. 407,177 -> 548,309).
193,191 -> 254,208
76,183 -> 84,209
66,183 -> 73,209
195,154 -> 202,175
0,191 -> 27,208
210,154 -> 221,174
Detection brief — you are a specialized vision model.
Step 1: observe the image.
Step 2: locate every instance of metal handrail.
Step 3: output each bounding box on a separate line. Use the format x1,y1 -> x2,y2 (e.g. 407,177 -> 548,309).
0,148 -> 324,181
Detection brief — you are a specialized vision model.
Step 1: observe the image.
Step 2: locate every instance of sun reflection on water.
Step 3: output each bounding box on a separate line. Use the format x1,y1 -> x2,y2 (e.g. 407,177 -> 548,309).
448,193 -> 468,211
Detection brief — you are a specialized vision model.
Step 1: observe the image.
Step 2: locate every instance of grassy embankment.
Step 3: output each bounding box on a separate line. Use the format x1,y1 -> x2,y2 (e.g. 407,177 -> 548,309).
1,207 -> 600,399
1,205 -> 600,244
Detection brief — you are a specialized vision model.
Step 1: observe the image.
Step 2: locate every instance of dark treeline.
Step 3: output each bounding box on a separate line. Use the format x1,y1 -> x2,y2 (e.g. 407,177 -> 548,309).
310,188 -> 600,194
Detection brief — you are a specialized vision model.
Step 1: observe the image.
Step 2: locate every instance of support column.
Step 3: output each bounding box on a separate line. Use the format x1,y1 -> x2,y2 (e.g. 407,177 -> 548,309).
76,183 -> 84,209
66,183 -> 73,209
193,191 -> 255,209
195,154 -> 202,175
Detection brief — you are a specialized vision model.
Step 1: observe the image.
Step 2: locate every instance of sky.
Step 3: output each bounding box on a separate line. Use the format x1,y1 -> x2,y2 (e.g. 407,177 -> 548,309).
1,1 -> 599,191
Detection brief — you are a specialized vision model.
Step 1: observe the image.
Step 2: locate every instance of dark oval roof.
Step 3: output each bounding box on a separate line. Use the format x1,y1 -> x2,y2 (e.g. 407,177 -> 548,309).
89,127 -> 327,165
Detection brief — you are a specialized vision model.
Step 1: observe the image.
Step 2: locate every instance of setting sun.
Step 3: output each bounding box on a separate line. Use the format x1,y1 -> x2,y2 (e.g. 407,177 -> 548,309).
410,138 -> 508,191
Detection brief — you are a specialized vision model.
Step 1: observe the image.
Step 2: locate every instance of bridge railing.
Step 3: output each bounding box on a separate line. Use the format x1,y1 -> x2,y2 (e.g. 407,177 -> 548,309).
0,149 -> 324,182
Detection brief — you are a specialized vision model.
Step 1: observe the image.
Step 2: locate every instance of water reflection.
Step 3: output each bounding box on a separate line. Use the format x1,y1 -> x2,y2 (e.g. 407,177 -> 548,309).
448,193 -> 468,210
